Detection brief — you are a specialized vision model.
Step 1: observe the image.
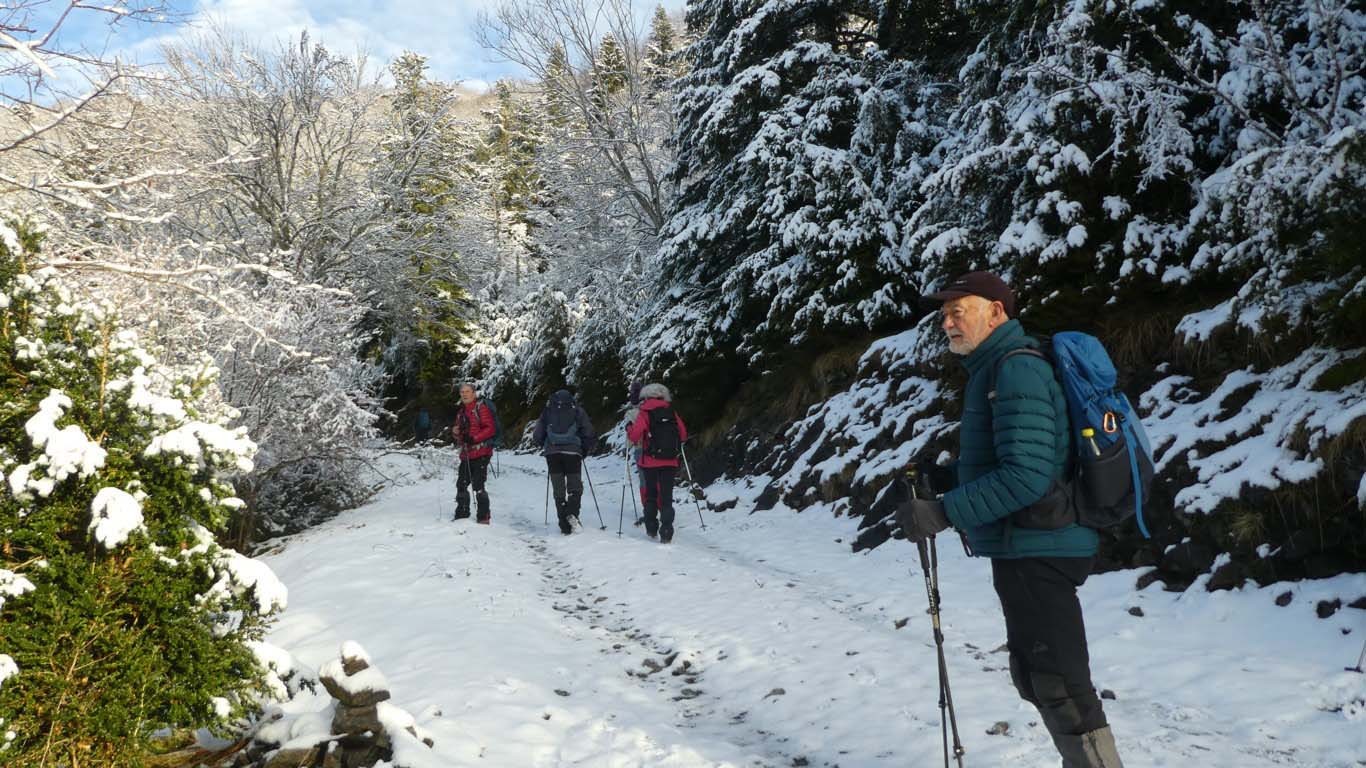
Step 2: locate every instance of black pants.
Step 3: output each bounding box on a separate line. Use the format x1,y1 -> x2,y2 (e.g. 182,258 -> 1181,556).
546,453 -> 583,532
456,455 -> 491,520
992,557 -> 1107,737
641,466 -> 676,537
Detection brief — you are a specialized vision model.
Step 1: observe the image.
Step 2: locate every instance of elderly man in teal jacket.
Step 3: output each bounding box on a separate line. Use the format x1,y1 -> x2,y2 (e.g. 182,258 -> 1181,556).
896,271 -> 1123,768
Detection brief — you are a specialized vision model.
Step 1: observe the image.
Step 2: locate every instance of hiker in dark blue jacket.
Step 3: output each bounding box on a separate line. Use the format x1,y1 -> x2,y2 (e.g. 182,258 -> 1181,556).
897,271 -> 1122,768
533,389 -> 597,535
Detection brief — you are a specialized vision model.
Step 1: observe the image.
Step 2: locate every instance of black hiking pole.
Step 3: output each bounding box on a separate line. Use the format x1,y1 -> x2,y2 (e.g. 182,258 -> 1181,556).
909,475 -> 964,768
582,463 -> 607,530
431,448 -> 443,522
544,467 -> 550,529
617,442 -> 629,536
679,444 -> 708,532
1348,637 -> 1366,673
923,535 -> 965,768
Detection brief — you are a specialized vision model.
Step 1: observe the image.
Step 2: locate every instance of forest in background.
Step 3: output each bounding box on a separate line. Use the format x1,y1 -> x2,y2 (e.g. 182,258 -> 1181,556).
2,0 -> 1362,575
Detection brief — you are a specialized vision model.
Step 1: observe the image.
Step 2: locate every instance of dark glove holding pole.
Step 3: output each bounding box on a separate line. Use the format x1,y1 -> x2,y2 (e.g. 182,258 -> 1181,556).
895,497 -> 951,543
894,465 -> 951,543
453,422 -> 472,449
915,457 -> 957,497
851,465 -> 951,553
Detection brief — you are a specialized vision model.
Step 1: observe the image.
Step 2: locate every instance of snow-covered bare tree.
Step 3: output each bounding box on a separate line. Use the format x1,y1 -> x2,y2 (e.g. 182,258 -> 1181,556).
139,30 -> 395,542
478,0 -> 675,239
0,1 -> 181,220
456,0 -> 685,425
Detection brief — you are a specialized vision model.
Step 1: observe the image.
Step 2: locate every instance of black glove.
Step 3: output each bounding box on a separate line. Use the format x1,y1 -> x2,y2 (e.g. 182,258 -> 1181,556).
915,457 -> 956,497
895,497 -> 951,543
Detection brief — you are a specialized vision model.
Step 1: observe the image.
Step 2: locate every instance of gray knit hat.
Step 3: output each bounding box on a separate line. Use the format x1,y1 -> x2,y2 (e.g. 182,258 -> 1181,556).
639,382 -> 672,402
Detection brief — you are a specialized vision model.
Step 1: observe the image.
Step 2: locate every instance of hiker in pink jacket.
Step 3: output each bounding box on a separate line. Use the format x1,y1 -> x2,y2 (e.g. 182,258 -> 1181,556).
626,383 -> 687,543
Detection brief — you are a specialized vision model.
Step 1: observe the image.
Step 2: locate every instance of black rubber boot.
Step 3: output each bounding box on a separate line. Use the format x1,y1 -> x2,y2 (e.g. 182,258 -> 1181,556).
641,502 -> 659,538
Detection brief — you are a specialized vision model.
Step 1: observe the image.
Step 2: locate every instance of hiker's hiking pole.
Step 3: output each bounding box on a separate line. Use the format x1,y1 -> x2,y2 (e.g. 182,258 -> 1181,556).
908,469 -> 965,768
617,444 -> 629,536
625,445 -> 641,525
544,467 -> 550,528
679,443 -> 707,531
922,534 -> 965,768
1349,637 -> 1366,673
582,461 -> 607,530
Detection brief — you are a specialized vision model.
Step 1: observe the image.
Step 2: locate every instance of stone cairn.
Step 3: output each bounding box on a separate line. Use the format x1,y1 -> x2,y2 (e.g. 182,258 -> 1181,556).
234,642 -> 434,768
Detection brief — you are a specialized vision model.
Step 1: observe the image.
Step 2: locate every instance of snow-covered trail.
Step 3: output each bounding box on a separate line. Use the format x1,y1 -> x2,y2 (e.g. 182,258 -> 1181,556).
261,451 -> 1366,767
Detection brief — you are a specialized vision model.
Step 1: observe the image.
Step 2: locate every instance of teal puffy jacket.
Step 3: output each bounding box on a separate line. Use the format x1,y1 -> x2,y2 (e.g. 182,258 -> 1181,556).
942,320 -> 1098,558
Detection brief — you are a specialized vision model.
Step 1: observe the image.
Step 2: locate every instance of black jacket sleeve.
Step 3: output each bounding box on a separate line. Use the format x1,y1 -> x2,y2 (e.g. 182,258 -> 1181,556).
532,409 -> 547,447
577,406 -> 597,453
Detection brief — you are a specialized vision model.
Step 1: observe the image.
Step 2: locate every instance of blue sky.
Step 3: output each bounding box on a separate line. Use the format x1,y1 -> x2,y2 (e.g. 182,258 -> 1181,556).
31,0 -> 684,92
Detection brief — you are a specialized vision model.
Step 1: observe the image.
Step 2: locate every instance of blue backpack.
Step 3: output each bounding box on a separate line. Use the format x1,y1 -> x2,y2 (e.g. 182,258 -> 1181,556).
998,332 -> 1155,538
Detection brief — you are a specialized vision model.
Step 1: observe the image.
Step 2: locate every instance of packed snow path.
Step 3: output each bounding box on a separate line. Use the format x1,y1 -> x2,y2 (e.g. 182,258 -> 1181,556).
262,451 -> 1366,767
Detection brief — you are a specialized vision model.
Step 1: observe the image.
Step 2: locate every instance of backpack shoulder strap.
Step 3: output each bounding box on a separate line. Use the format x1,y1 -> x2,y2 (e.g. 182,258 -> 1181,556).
988,347 -> 1049,401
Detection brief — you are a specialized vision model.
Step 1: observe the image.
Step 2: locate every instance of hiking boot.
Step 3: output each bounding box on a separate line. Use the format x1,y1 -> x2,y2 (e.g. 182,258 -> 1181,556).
1054,725 -> 1123,768
559,519 -> 573,535
570,515 -> 583,532
643,505 -> 659,539
476,515 -> 491,525
660,527 -> 673,544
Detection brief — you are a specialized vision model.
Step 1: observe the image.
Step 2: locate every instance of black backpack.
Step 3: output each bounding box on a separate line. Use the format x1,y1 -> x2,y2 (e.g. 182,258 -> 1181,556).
544,401 -> 581,450
644,406 -> 681,460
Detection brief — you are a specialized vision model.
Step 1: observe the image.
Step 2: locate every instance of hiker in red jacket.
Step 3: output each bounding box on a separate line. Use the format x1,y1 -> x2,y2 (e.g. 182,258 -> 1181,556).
452,383 -> 496,523
626,383 -> 686,543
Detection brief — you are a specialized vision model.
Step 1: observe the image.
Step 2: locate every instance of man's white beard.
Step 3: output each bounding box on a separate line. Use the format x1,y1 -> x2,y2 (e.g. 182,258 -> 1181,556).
948,337 -> 974,355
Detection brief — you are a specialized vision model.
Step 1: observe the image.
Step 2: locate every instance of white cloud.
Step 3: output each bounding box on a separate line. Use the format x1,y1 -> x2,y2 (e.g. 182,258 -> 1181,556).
123,0 -> 530,85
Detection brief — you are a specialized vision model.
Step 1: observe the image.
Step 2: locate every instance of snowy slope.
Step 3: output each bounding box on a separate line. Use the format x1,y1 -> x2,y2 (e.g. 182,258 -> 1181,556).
259,450 -> 1366,767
